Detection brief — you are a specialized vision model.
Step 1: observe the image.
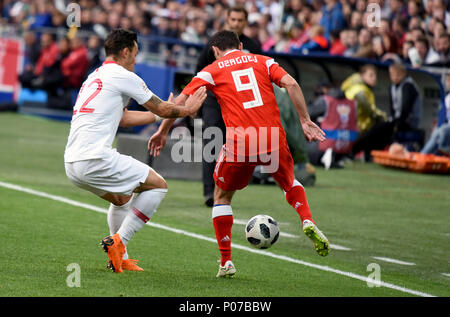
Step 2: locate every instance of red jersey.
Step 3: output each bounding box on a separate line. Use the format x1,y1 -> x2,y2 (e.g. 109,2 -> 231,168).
182,49 -> 288,156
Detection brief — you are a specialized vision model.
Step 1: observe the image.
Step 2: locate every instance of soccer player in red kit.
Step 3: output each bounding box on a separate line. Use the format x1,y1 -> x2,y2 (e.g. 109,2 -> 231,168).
149,30 -> 330,277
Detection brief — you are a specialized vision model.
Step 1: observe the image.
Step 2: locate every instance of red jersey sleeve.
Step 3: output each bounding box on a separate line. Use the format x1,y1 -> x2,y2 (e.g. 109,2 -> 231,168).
182,70 -> 215,95
264,57 -> 288,86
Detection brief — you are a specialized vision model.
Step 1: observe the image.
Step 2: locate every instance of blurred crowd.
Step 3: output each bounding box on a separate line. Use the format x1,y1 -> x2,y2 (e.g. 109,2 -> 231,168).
0,0 -> 448,163
1,0 -> 449,69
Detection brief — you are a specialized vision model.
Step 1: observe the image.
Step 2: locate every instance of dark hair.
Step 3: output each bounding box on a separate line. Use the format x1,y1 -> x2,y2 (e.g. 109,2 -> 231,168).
359,64 -> 376,74
104,28 -> 137,57
411,26 -> 425,35
227,5 -> 248,21
393,16 -> 408,30
415,35 -> 429,49
41,32 -> 55,41
389,62 -> 407,74
434,19 -> 446,31
209,30 -> 240,51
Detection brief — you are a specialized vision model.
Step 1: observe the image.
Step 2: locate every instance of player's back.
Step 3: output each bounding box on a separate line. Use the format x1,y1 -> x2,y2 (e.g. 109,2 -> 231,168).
185,50 -> 288,155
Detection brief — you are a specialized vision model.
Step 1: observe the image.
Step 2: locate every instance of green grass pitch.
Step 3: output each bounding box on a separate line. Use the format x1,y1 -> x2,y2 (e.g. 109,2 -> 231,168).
0,113 -> 449,297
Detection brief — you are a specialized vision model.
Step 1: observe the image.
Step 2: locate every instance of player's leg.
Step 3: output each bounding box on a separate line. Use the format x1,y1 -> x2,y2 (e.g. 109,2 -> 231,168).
98,195 -> 135,273
102,194 -> 151,270
105,194 -> 135,261
213,186 -> 235,263
97,157 -> 167,272
213,186 -> 237,277
201,93 -> 226,207
115,169 -> 167,246
268,145 -> 313,223
212,147 -> 256,277
66,156 -> 163,272
270,144 -> 330,257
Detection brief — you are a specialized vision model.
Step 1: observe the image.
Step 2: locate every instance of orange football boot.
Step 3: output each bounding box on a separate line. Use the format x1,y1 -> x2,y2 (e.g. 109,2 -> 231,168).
122,259 -> 144,271
107,259 -> 144,271
101,233 -> 126,273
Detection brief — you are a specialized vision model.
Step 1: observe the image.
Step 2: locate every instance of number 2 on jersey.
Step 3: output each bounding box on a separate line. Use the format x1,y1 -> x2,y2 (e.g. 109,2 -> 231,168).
73,78 -> 103,115
231,67 -> 263,109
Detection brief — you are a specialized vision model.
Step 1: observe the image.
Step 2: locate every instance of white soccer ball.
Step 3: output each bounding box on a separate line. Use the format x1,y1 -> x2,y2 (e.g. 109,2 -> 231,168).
245,214 -> 280,249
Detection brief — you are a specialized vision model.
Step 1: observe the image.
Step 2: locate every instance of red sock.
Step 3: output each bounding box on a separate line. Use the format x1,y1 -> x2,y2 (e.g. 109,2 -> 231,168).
212,215 -> 233,266
285,183 -> 314,223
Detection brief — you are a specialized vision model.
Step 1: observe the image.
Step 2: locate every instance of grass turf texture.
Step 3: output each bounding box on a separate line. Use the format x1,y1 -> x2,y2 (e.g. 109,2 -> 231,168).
0,113 -> 449,297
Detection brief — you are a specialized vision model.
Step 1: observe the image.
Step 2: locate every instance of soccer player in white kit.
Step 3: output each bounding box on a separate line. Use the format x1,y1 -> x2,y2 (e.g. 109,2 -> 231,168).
64,29 -> 206,273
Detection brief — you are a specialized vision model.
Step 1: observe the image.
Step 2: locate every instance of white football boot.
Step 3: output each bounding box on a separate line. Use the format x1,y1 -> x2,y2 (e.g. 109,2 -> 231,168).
216,260 -> 236,278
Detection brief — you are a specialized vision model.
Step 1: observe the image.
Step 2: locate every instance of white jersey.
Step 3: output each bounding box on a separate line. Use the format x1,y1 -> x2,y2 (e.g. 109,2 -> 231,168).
64,61 -> 153,162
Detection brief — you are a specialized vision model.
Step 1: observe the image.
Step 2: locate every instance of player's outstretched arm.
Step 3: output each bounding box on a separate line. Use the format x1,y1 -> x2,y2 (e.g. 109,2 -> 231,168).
279,74 -> 326,142
119,109 -> 160,127
142,86 -> 206,119
148,92 -> 192,157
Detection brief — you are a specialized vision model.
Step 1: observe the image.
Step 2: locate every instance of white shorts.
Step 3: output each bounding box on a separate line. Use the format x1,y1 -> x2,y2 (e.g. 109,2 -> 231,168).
65,151 -> 151,197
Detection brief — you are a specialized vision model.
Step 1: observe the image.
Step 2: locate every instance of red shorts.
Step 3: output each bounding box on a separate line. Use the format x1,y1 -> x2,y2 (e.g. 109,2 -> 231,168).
213,142 -> 294,192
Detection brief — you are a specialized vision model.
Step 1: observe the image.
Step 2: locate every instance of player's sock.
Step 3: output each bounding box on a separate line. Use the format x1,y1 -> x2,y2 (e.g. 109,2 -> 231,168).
107,196 -> 135,260
285,179 -> 314,223
117,188 -> 168,245
212,204 -> 233,266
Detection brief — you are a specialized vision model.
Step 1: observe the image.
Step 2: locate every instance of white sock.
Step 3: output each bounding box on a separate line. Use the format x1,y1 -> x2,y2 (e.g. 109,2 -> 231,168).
117,188 -> 168,245
107,196 -> 135,260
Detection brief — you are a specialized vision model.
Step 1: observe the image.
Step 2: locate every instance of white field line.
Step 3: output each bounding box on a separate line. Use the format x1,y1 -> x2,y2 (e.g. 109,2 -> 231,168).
441,273 -> 450,277
372,257 -> 416,266
328,244 -> 352,251
233,218 -> 290,226
234,218 -> 352,251
0,180 -> 436,297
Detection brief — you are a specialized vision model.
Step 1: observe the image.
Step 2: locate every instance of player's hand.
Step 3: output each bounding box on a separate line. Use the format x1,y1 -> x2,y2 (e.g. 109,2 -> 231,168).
301,120 -> 326,142
167,92 -> 174,103
148,130 -> 168,157
185,86 -> 207,115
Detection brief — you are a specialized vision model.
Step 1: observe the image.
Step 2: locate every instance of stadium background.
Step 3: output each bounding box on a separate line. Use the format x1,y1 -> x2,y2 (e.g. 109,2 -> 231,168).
0,0 -> 449,300
0,0 -> 449,132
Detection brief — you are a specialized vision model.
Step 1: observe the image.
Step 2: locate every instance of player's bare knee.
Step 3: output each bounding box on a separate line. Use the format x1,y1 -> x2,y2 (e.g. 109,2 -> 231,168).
148,169 -> 167,189
214,187 -> 234,205
158,177 -> 168,190
137,175 -> 167,192
104,193 -> 132,206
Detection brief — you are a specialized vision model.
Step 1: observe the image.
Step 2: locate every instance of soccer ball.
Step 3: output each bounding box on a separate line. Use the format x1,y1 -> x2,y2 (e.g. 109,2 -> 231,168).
245,215 -> 280,249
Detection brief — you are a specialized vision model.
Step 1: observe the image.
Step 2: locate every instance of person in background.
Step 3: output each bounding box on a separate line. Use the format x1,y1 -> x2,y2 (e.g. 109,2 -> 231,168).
341,64 -> 387,135
19,32 -> 60,89
343,28 -> 359,56
352,28 -> 376,59
61,35 -> 89,89
319,0 -> 346,39
23,30 -> 41,72
328,29 -> 347,56
434,33 -> 450,67
412,36 -> 440,66
86,34 -> 104,74
287,21 -> 310,52
421,74 -> 450,156
351,63 -> 423,160
292,25 -> 329,54
307,81 -> 358,169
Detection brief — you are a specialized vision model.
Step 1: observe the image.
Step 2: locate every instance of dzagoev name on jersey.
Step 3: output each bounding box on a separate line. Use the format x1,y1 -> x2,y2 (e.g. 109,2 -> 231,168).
218,55 -> 258,69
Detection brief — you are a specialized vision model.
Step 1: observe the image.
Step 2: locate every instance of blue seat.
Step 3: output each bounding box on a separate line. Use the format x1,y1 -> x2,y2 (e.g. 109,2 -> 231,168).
17,88 -> 47,106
